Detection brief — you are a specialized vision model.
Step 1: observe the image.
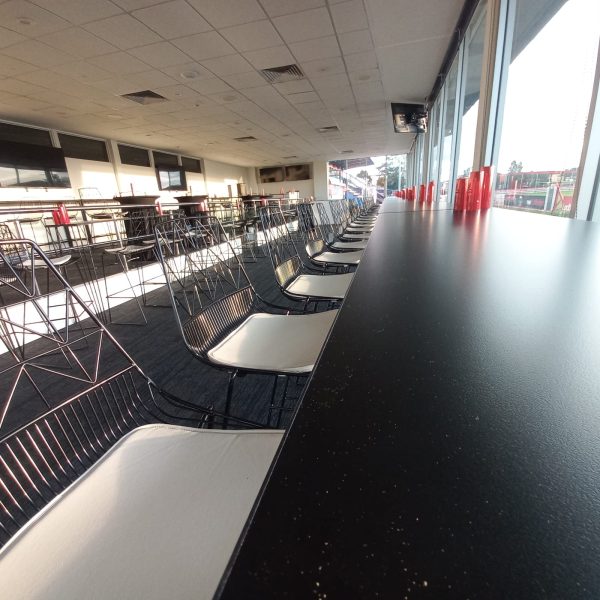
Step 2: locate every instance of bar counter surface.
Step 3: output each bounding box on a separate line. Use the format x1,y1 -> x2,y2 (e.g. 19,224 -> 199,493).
217,200 -> 600,599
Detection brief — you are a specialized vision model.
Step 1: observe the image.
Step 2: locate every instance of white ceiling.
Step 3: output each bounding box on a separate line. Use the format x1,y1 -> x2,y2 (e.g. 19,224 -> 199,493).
0,0 -> 464,166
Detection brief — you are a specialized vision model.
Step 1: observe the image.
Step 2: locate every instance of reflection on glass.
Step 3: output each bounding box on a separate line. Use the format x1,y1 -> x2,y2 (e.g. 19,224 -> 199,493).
0,167 -> 18,187
494,0 -> 599,217
17,169 -> 48,186
428,102 -> 441,184
439,56 -> 459,201
456,0 -> 488,177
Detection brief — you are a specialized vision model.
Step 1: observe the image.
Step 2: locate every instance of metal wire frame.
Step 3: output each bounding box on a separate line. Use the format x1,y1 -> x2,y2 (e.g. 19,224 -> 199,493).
315,200 -> 373,247
259,206 -> 344,309
296,203 -> 357,273
154,216 -> 307,424
0,239 -> 262,550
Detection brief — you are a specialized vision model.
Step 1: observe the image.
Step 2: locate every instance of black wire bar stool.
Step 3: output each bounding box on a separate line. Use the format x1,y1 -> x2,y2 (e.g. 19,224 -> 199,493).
154,216 -> 339,426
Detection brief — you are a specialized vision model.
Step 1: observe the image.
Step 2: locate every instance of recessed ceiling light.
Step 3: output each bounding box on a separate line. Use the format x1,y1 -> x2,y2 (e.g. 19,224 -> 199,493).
180,70 -> 199,80
17,17 -> 34,25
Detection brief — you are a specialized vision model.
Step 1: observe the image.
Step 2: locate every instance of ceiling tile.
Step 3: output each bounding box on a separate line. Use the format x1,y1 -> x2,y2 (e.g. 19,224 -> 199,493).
0,77 -> 47,96
129,42 -> 191,68
201,54 -> 253,76
222,70 -> 267,89
128,69 -> 179,89
300,56 -> 346,77
220,20 -> 282,52
259,0 -> 324,18
1,40 -> 73,68
53,61 -> 113,82
344,50 -> 378,72
330,0 -> 369,34
309,72 -> 350,91
186,0 -> 266,28
273,80 -> 313,95
0,26 -> 26,48
244,46 -> 295,70
133,1 -> 212,39
112,0 -> 168,11
290,36 -> 340,63
348,68 -> 381,84
31,0 -> 123,25
89,51 -> 150,74
0,1 -> 70,36
273,8 -> 334,44
287,91 -> 319,105
186,76 -> 233,94
339,30 -> 373,54
39,27 -> 118,59
0,55 -> 38,76
172,31 -> 235,61
84,14 -> 161,50
160,61 -> 213,81
152,83 -> 201,100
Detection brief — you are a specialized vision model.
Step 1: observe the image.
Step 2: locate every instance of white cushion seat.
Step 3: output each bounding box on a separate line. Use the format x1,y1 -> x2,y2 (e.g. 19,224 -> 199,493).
208,309 -> 338,372
346,224 -> 374,231
341,232 -> 370,239
286,272 -> 353,300
332,239 -> 368,250
312,250 -> 362,265
0,425 -> 283,600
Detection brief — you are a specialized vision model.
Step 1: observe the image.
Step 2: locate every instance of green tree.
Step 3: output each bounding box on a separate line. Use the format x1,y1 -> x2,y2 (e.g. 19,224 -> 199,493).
356,169 -> 372,186
377,160 -> 402,193
509,160 -> 523,173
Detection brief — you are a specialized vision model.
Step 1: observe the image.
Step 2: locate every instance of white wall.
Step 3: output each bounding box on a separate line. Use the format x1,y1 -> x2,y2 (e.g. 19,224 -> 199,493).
258,179 -> 314,198
203,159 -> 252,197
312,161 -> 328,200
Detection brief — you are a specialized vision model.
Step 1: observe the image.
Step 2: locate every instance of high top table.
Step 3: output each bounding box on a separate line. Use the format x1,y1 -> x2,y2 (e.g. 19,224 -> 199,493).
217,201 -> 600,599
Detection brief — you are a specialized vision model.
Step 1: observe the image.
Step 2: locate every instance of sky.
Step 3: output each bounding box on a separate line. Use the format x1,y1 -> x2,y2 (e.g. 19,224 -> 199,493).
495,0 -> 599,173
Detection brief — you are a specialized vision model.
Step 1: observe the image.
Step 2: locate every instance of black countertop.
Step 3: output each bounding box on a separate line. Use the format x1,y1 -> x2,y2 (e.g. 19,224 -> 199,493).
217,204 -> 600,599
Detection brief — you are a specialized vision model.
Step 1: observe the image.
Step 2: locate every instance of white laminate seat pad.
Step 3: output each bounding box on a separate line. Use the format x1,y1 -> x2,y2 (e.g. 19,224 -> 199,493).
332,239 -> 368,250
286,272 -> 353,300
341,232 -> 370,239
208,309 -> 338,372
312,250 -> 362,265
0,425 -> 283,600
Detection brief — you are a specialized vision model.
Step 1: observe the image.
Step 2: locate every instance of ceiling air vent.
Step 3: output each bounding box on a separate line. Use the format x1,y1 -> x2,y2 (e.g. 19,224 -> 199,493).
341,150 -> 354,154
283,155 -> 298,159
234,136 -> 257,142
317,125 -> 340,134
121,90 -> 168,105
259,64 -> 305,84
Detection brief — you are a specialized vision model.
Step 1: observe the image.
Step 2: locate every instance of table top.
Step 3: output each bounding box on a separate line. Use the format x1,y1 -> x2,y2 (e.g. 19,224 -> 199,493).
217,202 -> 600,598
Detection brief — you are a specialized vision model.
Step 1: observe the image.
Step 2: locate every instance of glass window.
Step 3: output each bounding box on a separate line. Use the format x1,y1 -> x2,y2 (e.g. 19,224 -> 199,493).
0,166 -> 18,187
58,133 -> 108,162
494,0 -> 599,216
439,56 -> 459,202
153,151 -> 178,167
118,144 -> 150,167
428,99 -> 441,184
181,156 -> 202,173
456,0 -> 488,178
0,122 -> 52,146
156,167 -> 186,191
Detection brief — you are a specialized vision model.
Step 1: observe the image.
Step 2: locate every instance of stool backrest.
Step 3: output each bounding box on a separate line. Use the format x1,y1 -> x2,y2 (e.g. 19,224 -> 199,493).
0,239 -> 225,549
154,216 -> 257,362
